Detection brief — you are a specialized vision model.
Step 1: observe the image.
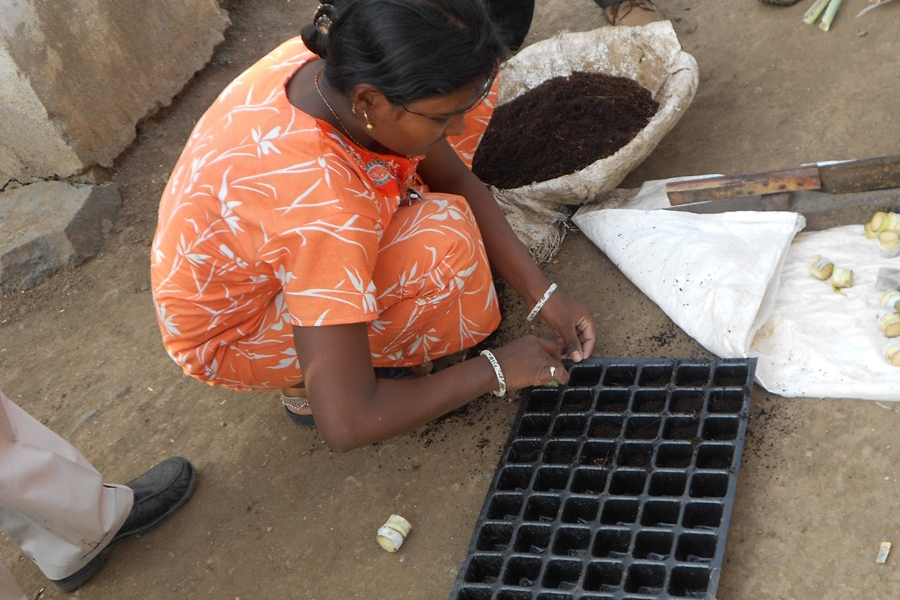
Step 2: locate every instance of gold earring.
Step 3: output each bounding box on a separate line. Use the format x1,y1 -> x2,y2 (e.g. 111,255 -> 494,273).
363,110 -> 374,130
351,104 -> 357,115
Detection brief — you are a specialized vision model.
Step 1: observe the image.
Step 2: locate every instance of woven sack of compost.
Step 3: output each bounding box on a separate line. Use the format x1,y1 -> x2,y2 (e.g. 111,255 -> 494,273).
492,21 -> 699,262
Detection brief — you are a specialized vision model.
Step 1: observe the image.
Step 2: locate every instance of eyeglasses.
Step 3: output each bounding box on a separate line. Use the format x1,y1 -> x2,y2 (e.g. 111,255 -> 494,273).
401,67 -> 499,124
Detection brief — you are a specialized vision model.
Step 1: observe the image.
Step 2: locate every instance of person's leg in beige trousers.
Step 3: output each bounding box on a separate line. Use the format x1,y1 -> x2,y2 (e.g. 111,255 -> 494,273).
0,390 -> 132,599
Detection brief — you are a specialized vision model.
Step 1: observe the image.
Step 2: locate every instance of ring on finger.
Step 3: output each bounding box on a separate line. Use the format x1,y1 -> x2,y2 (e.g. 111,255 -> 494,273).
549,366 -> 556,380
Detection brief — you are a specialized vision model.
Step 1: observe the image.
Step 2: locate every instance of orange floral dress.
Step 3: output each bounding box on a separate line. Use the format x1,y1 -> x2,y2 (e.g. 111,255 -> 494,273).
151,37 -> 501,390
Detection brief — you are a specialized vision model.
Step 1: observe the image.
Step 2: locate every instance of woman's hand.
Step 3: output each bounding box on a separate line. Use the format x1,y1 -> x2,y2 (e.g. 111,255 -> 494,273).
533,290 -> 597,363
491,335 -> 570,390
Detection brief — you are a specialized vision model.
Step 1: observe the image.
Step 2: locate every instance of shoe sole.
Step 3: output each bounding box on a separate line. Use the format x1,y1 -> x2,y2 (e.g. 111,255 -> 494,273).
53,460 -> 197,593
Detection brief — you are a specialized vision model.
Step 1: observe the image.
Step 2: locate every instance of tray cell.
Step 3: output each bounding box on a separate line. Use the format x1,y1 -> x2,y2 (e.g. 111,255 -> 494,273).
616,443 -> 653,468
707,389 -> 744,414
498,466 -> 534,491
682,502 -> 724,530
569,364 -> 604,386
696,444 -> 734,470
675,532 -> 717,563
477,523 -> 514,551
648,471 -> 688,497
523,496 -> 561,523
579,441 -> 616,467
570,468 -> 608,495
592,528 -> 631,558
608,470 -> 647,496
663,416 -> 699,441
527,389 -> 561,413
508,441 -> 542,464
502,557 -> 542,588
640,500 -> 681,527
514,524 -> 552,554
668,390 -> 705,414
669,566 -> 711,597
465,555 -> 502,584
587,416 -> 623,439
551,527 -> 592,558
624,416 -> 661,440
632,390 -> 666,413
675,365 -> 711,386
602,365 -> 638,387
544,441 -> 578,465
496,591 -> 532,600
656,443 -> 693,468
689,473 -> 729,499
701,417 -> 739,441
583,561 -> 624,592
638,364 -> 674,387
487,494 -> 523,521
456,588 -> 491,600
542,560 -> 582,591
519,415 -> 551,437
551,416 -> 587,438
600,499 -> 639,526
595,390 -> 629,413
561,497 -> 600,525
712,364 -> 750,387
633,531 -> 673,560
624,563 -> 666,594
534,467 -> 570,493
559,389 -> 593,413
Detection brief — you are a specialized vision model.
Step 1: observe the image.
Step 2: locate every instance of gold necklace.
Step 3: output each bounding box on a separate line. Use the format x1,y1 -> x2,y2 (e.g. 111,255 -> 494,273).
314,69 -> 367,149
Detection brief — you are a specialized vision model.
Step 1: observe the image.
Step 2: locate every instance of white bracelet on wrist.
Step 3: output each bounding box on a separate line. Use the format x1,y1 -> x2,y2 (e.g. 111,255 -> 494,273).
526,283 -> 558,322
480,350 -> 507,397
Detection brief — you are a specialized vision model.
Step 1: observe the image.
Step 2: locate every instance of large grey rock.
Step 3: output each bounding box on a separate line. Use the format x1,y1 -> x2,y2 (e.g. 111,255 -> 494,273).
0,0 -> 229,186
0,181 -> 121,291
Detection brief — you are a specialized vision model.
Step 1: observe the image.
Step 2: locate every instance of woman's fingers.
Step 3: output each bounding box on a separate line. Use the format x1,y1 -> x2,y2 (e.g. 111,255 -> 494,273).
575,314 -> 597,359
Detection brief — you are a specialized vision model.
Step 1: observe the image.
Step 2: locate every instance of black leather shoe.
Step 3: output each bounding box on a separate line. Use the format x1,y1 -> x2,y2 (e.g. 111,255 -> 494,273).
51,456 -> 197,592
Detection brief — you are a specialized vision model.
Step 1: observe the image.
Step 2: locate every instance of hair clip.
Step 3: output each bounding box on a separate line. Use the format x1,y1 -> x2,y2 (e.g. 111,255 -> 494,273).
314,3 -> 335,35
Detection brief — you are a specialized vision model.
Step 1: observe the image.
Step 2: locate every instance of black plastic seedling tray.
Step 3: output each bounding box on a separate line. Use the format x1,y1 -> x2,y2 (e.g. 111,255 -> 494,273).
449,357 -> 756,600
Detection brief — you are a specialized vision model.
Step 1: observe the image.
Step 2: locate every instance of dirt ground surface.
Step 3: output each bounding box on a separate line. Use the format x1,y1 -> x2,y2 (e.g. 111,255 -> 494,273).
2,1 -> 900,599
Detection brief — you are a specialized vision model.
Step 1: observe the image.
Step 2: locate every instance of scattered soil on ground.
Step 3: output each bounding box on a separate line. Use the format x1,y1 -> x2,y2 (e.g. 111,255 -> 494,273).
472,71 -> 658,188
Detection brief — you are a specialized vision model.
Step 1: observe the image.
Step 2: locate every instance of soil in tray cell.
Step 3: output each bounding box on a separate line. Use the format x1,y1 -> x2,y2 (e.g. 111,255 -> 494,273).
472,72 -> 658,190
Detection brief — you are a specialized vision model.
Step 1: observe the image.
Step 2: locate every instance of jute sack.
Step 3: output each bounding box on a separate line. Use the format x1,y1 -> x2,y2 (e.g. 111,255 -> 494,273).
492,21 -> 699,262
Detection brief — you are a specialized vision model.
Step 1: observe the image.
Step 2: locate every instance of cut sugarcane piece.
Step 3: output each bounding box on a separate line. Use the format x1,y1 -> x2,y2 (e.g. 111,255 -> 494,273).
869,211 -> 900,233
878,231 -> 900,258
830,266 -> 853,290
884,339 -> 900,366
819,0 -> 844,31
881,290 -> 900,311
880,311 -> 900,337
809,255 -> 834,280
803,0 -> 831,23
864,222 -> 879,239
377,514 -> 412,552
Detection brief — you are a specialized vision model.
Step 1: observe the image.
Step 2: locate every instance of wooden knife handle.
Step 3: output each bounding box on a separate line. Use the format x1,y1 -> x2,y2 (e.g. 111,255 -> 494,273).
666,166 -> 821,206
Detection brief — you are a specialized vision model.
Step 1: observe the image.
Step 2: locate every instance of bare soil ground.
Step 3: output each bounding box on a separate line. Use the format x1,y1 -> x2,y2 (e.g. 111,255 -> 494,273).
2,1 -> 900,599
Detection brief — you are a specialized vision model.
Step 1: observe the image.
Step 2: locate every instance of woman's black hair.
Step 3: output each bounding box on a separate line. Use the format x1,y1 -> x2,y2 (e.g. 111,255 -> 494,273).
300,0 -> 509,105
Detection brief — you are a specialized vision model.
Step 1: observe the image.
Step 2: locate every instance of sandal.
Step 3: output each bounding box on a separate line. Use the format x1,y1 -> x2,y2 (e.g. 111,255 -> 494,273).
598,0 -> 663,26
281,392 -> 316,428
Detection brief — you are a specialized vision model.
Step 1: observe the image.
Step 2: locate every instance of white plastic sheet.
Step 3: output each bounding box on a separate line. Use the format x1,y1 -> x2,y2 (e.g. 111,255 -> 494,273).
572,191 -> 900,401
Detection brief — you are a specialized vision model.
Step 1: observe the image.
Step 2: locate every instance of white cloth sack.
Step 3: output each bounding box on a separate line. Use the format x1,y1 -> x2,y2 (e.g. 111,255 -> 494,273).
571,207 -> 805,358
493,21 -> 699,262
572,199 -> 900,401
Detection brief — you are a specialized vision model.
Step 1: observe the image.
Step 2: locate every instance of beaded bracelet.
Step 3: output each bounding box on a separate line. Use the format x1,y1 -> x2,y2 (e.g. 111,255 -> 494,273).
480,350 -> 507,397
526,283 -> 558,322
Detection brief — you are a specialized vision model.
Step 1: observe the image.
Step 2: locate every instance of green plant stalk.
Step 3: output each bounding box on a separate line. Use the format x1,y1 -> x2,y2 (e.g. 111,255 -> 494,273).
819,0 -> 844,30
803,0 -> 831,23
